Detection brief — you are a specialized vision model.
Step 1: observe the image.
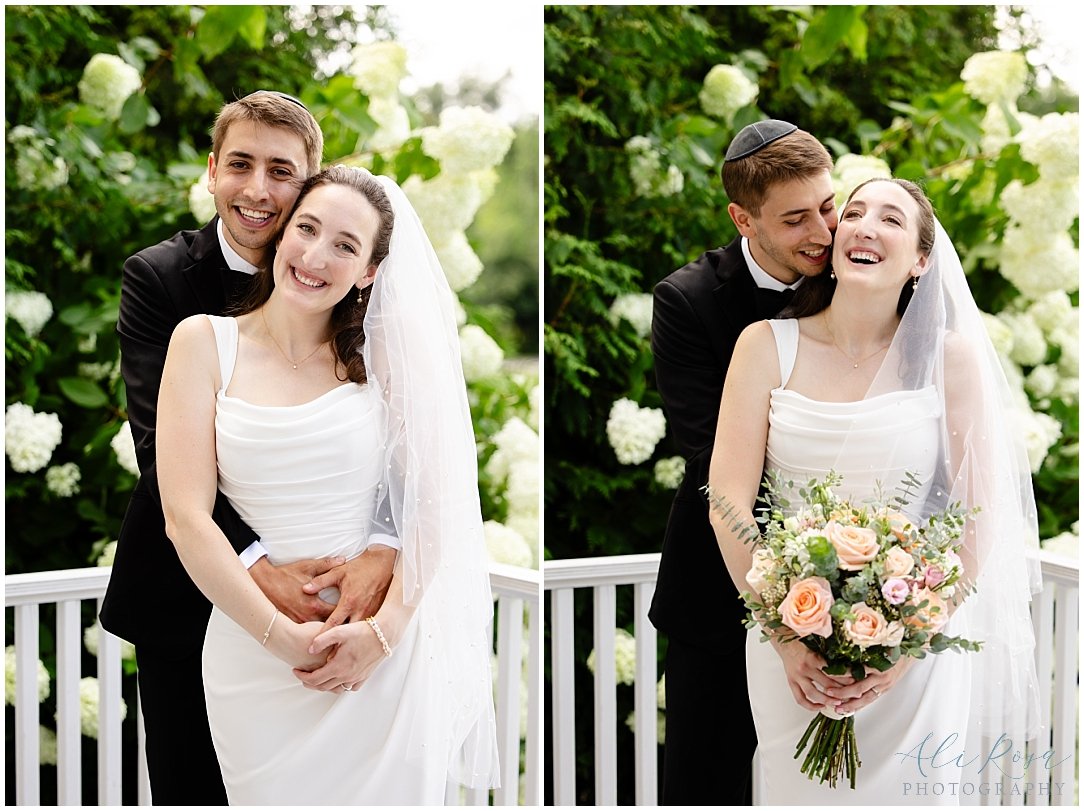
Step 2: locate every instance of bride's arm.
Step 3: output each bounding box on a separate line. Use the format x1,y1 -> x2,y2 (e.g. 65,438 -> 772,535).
157,316 -> 326,670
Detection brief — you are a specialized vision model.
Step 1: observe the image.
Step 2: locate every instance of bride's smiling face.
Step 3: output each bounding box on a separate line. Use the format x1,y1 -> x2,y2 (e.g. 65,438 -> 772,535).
832,181 -> 929,294
273,183 -> 381,310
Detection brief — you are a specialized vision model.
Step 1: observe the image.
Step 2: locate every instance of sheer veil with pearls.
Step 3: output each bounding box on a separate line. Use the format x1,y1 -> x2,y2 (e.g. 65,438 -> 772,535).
857,219 -> 1043,749
361,169 -> 500,789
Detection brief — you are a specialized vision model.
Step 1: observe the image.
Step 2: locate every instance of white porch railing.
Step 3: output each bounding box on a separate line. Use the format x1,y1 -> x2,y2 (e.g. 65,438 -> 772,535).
5,561 -> 541,807
544,550 -> 1080,806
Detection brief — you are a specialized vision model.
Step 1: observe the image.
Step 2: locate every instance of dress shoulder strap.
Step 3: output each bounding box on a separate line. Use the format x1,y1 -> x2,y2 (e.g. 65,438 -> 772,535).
767,318 -> 799,388
202,314 -> 239,393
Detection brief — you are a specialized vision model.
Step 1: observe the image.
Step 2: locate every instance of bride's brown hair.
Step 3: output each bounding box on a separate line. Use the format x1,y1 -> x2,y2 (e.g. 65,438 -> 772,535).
233,166 -> 395,384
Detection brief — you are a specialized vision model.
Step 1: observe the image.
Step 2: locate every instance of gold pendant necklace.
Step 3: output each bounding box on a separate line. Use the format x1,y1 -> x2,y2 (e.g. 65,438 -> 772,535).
260,308 -> 326,370
822,311 -> 890,369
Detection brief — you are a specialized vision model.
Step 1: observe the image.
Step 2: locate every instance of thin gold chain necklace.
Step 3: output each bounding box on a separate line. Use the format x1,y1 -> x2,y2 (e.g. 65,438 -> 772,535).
260,307 -> 327,370
822,311 -> 891,369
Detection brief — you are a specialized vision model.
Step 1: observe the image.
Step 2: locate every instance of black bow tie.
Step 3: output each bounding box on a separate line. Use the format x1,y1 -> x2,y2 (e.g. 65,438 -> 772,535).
755,286 -> 795,318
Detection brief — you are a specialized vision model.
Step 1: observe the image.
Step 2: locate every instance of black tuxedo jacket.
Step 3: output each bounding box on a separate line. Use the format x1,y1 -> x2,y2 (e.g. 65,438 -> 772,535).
648,237 -> 773,647
99,218 -> 259,656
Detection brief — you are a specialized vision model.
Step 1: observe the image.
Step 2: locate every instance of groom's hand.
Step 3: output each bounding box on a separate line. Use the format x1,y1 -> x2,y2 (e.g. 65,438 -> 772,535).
249,556 -> 344,624
304,544 -> 396,632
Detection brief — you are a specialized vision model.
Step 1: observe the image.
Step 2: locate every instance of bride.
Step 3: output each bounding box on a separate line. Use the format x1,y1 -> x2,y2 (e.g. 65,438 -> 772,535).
707,178 -> 1042,804
157,165 -> 499,803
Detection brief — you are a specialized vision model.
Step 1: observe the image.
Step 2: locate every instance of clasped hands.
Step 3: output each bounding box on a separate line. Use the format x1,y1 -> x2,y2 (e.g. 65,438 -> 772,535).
249,544 -> 397,693
775,639 -> 913,716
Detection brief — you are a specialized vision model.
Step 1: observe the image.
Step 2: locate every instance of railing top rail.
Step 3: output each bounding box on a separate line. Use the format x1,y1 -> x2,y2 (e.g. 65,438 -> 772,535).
543,553 -> 661,590
5,563 -> 541,608
1036,549 -> 1080,585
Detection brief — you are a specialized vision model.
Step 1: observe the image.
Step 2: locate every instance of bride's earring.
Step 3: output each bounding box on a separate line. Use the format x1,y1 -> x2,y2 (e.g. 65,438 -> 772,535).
912,276 -> 919,291
357,288 -> 364,304
830,270 -> 836,281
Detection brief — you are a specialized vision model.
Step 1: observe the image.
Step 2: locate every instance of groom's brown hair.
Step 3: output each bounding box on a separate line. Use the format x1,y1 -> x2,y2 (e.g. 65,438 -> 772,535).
722,129 -> 833,217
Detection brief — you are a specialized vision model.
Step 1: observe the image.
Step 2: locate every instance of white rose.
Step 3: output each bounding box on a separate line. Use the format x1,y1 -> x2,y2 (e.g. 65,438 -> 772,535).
458,324 -> 504,382
883,546 -> 915,578
699,65 -> 758,120
608,293 -> 654,339
5,402 -> 63,473
961,51 -> 1028,105
5,290 -> 54,338
110,421 -> 140,476
78,53 -> 142,120
606,398 -> 666,465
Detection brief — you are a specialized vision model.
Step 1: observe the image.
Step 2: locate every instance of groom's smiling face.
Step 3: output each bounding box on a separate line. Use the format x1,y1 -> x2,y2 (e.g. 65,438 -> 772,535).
730,170 -> 837,285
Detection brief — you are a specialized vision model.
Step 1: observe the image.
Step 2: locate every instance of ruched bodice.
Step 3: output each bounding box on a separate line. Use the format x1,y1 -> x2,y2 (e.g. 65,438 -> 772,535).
765,319 -> 941,511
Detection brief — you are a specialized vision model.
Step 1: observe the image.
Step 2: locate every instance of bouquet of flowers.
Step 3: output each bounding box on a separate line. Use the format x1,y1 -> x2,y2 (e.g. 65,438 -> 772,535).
706,471 -> 982,789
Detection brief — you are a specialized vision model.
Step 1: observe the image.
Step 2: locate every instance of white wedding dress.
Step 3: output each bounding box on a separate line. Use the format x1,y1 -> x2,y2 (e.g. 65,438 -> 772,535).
747,319 -> 972,805
199,315 -> 445,805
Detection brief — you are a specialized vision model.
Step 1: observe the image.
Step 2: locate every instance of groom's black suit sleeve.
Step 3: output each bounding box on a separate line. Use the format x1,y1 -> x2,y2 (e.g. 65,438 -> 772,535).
100,218 -> 258,654
649,238 -> 763,806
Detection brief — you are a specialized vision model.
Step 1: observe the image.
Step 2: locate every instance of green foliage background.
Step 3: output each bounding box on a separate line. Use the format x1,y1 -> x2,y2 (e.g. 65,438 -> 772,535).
544,5 -> 1077,804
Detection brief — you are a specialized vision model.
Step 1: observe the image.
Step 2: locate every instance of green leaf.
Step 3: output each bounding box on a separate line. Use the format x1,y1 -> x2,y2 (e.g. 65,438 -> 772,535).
195,6 -> 265,60
118,93 -> 151,135
58,377 -> 109,409
236,7 -> 266,50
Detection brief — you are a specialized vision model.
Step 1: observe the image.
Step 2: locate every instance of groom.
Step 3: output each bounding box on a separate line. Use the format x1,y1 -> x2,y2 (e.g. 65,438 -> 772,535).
649,120 -> 836,804
100,91 -> 397,804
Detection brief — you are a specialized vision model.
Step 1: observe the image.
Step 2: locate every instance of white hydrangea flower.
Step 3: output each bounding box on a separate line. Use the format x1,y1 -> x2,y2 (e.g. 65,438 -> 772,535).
998,311 -> 1047,367
40,725 -> 58,766
1017,408 -> 1063,472
1017,112 -> 1079,179
698,64 -> 758,121
506,459 -> 540,516
459,324 -> 504,381
486,417 -> 539,484
83,620 -> 136,662
483,520 -> 533,568
978,105 -> 1016,155
625,137 -> 683,199
189,168 -> 217,224
999,227 -> 1079,298
453,297 -> 467,328
981,311 -> 1015,358
366,96 -> 411,151
403,171 -> 495,242
1041,530 -> 1079,558
586,628 -> 637,686
5,646 -> 51,706
1026,365 -> 1059,400
657,674 -> 666,709
653,456 -> 685,489
833,153 -> 893,206
1000,178 -> 1079,233
608,292 -> 653,338
110,421 -> 140,477
78,360 -> 115,381
527,384 -> 540,431
349,41 -> 409,100
97,540 -> 118,567
434,231 -> 484,292
505,512 -> 539,562
45,462 -> 81,497
961,51 -> 1028,105
6,290 -> 54,338
421,106 -> 515,174
74,676 -> 127,739
1053,375 -> 1079,405
625,709 -> 667,744
1052,317 -> 1079,373
8,125 -> 69,191
606,398 -> 666,465
78,53 -> 142,121
5,402 -> 63,473
1027,291 -> 1074,336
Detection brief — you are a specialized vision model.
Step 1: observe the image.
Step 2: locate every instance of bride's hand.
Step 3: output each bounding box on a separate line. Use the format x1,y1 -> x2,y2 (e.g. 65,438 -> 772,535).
829,657 -> 914,715
291,621 -> 387,694
264,619 -> 329,672
772,639 -> 853,711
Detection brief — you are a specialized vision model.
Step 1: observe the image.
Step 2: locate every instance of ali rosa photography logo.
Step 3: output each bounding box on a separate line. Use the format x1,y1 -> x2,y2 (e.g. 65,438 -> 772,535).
895,731 -> 1072,799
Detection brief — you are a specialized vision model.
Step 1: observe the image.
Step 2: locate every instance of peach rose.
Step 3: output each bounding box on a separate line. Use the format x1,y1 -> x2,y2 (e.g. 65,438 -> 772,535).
903,586 -> 949,632
885,511 -> 915,542
843,602 -> 890,648
779,577 -> 834,638
884,620 -> 906,647
884,546 -> 916,578
825,521 -> 879,571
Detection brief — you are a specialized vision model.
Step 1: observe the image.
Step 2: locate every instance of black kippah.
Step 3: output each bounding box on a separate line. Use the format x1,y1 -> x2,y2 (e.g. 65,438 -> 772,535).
724,119 -> 798,161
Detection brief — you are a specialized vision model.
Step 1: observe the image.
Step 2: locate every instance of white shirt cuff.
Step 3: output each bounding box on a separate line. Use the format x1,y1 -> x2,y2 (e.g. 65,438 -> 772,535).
240,540 -> 270,569
367,533 -> 401,552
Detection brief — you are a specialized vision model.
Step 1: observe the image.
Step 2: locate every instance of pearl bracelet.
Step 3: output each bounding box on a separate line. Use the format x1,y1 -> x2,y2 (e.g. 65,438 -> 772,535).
365,616 -> 392,658
261,610 -> 280,646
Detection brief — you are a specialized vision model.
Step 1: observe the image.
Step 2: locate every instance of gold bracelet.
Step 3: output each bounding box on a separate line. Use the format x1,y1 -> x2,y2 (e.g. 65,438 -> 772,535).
365,616 -> 392,658
261,610 -> 280,646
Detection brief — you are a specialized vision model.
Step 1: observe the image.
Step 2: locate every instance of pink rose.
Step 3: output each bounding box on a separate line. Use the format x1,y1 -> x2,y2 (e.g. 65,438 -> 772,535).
881,577 -> 910,605
825,521 -> 879,571
923,565 -> 946,589
843,602 -> 889,648
883,546 -> 915,578
779,577 -> 835,638
903,586 -> 949,632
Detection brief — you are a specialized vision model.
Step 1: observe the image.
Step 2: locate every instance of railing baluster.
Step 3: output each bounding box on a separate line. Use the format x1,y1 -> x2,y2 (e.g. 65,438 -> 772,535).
1051,581 -> 1078,807
14,604 -> 41,806
496,595 -> 524,805
96,603 -> 123,805
524,593 -> 541,806
633,581 -> 658,806
593,584 -> 617,805
551,587 -> 576,805
56,599 -> 82,805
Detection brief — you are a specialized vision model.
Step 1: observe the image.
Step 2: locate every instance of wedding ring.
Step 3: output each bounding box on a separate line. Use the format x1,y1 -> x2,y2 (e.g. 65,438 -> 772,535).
871,685 -> 881,696
812,681 -> 826,693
